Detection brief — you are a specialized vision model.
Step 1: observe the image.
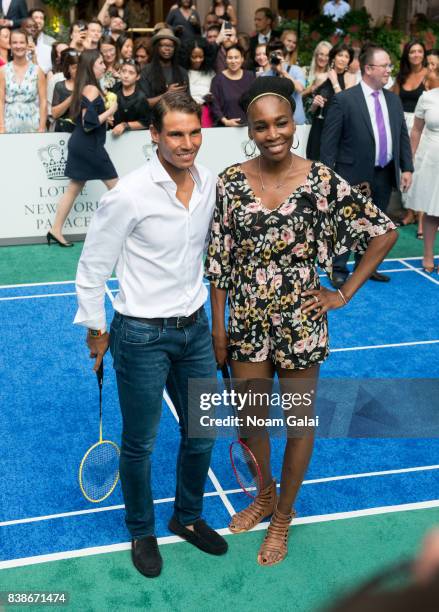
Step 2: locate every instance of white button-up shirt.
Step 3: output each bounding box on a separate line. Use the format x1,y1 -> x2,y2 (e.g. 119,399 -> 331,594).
74,152 -> 216,330
322,0 -> 351,21
360,80 -> 393,166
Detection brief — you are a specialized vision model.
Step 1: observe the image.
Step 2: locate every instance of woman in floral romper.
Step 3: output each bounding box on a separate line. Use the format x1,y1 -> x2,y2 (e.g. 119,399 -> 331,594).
205,77 -> 397,567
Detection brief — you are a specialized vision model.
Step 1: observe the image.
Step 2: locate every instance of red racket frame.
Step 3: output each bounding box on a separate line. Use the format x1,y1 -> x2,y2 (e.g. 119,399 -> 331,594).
229,439 -> 263,499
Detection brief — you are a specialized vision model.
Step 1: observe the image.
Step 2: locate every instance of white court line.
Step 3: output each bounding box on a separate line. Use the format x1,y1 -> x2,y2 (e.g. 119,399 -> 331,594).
399,259 -> 439,287
331,339 -> 439,352
0,292 -> 77,302
3,464 -> 439,528
103,286 -> 236,518
2,498 -> 439,570
0,278 -> 117,290
163,390 -> 236,518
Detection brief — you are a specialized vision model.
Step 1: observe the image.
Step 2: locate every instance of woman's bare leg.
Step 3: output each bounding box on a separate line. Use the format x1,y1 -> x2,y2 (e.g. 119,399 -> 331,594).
257,363 -> 319,565
51,180 -> 85,243
230,359 -> 275,489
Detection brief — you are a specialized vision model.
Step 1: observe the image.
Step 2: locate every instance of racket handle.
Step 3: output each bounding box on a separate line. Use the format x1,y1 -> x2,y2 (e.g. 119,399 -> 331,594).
96,361 -> 104,388
220,363 -> 230,379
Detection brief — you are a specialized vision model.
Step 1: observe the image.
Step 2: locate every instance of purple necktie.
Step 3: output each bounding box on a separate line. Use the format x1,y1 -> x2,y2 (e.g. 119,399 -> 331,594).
372,90 -> 388,167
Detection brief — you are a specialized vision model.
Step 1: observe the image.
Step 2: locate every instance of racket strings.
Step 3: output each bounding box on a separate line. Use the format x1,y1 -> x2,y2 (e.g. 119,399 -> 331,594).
230,441 -> 260,495
80,441 -> 120,502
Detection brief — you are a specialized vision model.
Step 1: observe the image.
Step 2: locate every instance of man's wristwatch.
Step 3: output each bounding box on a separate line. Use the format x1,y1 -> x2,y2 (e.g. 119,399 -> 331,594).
88,328 -> 106,338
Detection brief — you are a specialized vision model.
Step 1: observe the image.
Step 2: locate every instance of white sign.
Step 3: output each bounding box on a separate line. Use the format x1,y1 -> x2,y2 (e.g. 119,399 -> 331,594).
0,126 -> 310,245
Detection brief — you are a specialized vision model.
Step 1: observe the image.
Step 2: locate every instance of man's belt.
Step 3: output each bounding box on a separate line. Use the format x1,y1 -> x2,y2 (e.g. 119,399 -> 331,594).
125,306 -> 203,329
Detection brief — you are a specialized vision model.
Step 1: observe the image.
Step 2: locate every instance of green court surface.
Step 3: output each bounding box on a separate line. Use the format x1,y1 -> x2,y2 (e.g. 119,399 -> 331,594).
1,508 -> 438,612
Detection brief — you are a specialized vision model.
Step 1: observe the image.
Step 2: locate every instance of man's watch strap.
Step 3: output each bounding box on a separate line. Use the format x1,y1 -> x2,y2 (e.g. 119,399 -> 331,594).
89,328 -> 107,337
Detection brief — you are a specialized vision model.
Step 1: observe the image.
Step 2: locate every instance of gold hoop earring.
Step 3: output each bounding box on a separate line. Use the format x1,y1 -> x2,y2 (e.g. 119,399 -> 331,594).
243,139 -> 257,158
291,136 -> 300,150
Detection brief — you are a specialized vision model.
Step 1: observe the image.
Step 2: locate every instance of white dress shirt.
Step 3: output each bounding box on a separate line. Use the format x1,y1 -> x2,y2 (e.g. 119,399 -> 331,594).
35,36 -> 52,74
2,0 -> 12,16
360,79 -> 393,166
323,1 -> 351,21
258,30 -> 272,44
74,152 -> 216,331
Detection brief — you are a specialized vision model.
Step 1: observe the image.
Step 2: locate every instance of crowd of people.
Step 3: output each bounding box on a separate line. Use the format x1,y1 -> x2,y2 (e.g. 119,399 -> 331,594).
1,1 -> 439,596
1,3 -> 438,272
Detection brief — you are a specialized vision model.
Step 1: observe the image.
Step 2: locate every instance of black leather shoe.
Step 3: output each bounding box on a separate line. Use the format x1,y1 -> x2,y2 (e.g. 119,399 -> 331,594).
330,273 -> 348,289
131,536 -> 163,578
168,517 -> 228,555
369,271 -> 390,282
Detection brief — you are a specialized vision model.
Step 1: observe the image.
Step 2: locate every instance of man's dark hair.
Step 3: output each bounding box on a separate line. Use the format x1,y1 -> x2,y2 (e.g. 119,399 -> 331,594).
359,44 -> 386,75
150,92 -> 201,132
255,7 -> 275,24
88,19 -> 103,29
207,24 -> 221,34
28,8 -> 45,18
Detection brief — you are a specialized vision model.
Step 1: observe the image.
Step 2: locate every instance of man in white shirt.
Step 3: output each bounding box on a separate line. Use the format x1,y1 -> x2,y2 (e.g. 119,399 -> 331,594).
28,8 -> 54,74
75,92 -> 227,578
322,0 -> 351,22
321,45 -> 413,286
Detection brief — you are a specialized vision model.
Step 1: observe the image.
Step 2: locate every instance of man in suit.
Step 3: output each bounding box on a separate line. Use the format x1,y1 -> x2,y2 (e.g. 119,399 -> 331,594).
0,0 -> 28,29
249,7 -> 280,59
321,44 -> 413,286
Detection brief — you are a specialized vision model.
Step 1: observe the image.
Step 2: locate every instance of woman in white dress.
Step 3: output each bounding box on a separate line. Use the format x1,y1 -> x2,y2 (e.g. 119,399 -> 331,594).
406,68 -> 439,272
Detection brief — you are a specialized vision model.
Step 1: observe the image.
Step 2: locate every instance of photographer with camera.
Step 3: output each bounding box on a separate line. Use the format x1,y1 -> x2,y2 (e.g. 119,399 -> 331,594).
259,40 -> 306,124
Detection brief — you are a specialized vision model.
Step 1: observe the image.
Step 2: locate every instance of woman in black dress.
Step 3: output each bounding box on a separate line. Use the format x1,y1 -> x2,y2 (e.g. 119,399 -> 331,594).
306,43 -> 356,161
48,49 -> 118,247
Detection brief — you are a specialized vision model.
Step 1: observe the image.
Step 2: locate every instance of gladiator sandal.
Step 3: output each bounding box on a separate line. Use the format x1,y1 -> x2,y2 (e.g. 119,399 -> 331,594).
257,507 -> 296,566
229,479 -> 277,534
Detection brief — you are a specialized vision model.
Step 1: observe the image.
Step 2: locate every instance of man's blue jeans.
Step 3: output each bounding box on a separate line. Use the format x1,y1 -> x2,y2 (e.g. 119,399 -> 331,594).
109,308 -> 217,539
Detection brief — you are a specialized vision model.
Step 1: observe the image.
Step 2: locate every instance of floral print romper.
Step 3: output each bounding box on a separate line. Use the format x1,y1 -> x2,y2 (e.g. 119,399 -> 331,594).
205,162 -> 395,370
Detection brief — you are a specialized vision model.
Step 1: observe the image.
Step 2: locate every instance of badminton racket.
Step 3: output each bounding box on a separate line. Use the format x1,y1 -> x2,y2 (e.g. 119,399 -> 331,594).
219,363 -> 263,498
79,362 -> 120,503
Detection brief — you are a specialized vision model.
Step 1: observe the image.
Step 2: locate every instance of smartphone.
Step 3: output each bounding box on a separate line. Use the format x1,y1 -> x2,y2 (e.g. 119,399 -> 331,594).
224,22 -> 232,30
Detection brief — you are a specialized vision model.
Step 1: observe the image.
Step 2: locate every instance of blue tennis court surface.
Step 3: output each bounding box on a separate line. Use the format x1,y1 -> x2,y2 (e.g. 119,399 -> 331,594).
1,256 -> 439,564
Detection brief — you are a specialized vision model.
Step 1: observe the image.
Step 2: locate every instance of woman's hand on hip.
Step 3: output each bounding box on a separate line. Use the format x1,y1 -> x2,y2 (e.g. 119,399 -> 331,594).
301,287 -> 346,321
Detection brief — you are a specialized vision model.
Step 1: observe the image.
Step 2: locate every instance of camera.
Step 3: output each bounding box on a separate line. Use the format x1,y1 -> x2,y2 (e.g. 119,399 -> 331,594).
270,53 -> 281,66
224,21 -> 233,31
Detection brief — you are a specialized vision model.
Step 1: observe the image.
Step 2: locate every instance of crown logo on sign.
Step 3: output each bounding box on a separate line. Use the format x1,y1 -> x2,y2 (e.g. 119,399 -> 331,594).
38,140 -> 67,180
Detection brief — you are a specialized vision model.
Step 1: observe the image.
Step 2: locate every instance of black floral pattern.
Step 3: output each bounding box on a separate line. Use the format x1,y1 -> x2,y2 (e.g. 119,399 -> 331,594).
205,161 -> 395,369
